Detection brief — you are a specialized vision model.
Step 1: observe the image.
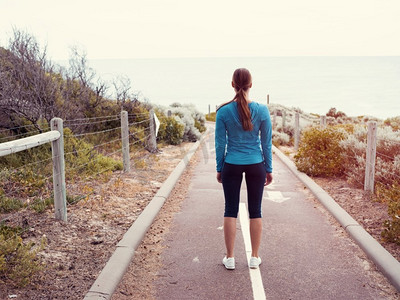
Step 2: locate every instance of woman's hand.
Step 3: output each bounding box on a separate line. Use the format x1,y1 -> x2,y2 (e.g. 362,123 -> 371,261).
217,172 -> 222,183
264,173 -> 273,186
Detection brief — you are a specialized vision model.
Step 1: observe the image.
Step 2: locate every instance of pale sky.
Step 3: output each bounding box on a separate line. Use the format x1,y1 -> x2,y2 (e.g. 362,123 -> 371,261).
1,0 -> 400,60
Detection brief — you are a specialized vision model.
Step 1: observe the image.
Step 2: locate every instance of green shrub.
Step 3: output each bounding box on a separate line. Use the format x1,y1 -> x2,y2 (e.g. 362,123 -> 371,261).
194,119 -> 206,133
164,103 -> 204,142
0,195 -> 24,213
0,223 -> 24,239
0,127 -> 122,212
377,183 -> 400,245
157,116 -> 185,145
64,128 -> 123,178
0,234 -> 46,287
206,112 -> 216,122
327,107 -> 347,119
294,127 -> 345,177
384,116 -> 400,131
30,196 -> 54,213
8,169 -> 48,198
0,143 -> 53,199
272,131 -> 290,146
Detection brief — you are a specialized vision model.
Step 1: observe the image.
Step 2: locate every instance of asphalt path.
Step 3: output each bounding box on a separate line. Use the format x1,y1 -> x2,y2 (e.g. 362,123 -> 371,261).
154,125 -> 392,300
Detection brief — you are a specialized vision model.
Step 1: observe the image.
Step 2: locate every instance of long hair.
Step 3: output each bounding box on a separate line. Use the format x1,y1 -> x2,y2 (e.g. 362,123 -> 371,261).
228,68 -> 253,131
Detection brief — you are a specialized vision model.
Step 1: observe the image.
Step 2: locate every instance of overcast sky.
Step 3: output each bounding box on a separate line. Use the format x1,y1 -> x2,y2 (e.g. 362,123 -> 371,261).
1,0 -> 400,60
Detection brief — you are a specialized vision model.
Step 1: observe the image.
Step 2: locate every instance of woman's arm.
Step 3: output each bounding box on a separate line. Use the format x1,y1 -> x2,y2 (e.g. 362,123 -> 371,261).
260,109 -> 273,173
215,111 -> 227,173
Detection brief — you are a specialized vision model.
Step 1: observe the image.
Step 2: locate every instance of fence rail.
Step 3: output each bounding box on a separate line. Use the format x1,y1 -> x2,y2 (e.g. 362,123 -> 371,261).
0,130 -> 60,157
271,109 -> 396,193
0,110 -> 157,222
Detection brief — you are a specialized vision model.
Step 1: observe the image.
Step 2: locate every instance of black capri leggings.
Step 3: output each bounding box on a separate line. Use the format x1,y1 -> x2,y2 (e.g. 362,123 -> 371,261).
221,162 -> 266,219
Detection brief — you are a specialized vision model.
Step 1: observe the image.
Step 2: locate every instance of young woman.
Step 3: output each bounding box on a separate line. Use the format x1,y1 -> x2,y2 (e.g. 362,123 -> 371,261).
215,68 -> 273,270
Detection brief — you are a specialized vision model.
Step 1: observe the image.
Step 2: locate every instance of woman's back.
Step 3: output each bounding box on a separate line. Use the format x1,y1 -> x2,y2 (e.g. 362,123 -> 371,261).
215,101 -> 272,172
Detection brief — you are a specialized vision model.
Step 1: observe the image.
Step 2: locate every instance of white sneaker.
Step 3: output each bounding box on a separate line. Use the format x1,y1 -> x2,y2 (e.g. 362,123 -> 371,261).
222,256 -> 235,270
249,256 -> 262,269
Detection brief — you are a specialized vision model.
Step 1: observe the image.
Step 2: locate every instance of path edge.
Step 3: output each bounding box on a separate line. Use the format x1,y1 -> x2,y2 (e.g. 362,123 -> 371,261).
273,145 -> 400,292
84,134 -> 207,300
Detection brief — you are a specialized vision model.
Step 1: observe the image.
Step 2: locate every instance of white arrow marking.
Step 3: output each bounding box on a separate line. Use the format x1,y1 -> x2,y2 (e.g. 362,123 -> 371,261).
264,191 -> 290,203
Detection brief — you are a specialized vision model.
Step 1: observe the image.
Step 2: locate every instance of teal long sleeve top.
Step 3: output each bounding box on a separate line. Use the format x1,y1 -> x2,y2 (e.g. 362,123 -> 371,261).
215,101 -> 272,173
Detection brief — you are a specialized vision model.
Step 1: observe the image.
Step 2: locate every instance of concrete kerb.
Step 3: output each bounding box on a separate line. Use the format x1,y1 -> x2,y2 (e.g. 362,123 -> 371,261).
84,134 -> 206,300
272,145 -> 400,292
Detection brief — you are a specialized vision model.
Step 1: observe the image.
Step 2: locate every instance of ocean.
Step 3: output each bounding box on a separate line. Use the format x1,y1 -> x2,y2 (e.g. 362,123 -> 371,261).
89,57 -> 400,119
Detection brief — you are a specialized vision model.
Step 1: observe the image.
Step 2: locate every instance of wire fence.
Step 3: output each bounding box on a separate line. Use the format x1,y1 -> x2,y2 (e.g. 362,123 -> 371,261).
0,127 -> 51,142
64,114 -> 121,123
281,110 -> 400,192
65,117 -> 121,127
0,110 -> 156,225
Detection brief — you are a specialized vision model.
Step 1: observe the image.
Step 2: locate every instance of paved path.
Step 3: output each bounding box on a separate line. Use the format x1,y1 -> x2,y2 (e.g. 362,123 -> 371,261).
153,126 -> 393,300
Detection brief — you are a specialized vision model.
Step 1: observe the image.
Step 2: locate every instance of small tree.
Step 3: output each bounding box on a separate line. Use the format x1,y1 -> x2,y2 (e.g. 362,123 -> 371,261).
0,29 -> 60,130
326,107 -> 347,119
294,127 -> 346,177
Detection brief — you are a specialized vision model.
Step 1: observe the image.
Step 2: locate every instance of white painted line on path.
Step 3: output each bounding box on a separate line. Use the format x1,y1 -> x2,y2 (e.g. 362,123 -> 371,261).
239,203 -> 266,300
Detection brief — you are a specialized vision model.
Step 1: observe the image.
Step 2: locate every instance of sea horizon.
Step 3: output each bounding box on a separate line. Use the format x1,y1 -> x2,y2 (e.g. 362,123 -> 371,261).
85,56 -> 400,120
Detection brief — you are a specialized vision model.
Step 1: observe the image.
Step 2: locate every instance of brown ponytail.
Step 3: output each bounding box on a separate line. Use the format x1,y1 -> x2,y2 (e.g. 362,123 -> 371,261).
232,68 -> 253,131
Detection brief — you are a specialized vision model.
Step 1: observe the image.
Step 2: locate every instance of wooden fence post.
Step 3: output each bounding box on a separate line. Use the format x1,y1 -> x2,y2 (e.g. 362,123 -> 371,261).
167,110 -> 172,117
121,111 -> 130,173
320,116 -> 327,128
273,110 -> 277,129
267,94 -> 270,105
148,109 -> 157,153
50,118 -> 67,222
364,121 -> 377,192
282,110 -> 286,130
294,112 -> 300,151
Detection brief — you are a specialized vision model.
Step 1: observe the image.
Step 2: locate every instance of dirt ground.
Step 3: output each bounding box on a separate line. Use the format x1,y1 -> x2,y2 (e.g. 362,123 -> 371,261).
1,142 -> 399,299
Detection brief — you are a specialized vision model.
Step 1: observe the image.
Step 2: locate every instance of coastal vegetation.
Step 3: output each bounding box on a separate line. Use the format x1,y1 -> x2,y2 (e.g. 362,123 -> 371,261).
205,112 -> 216,122
0,29 -> 205,287
267,104 -> 400,245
